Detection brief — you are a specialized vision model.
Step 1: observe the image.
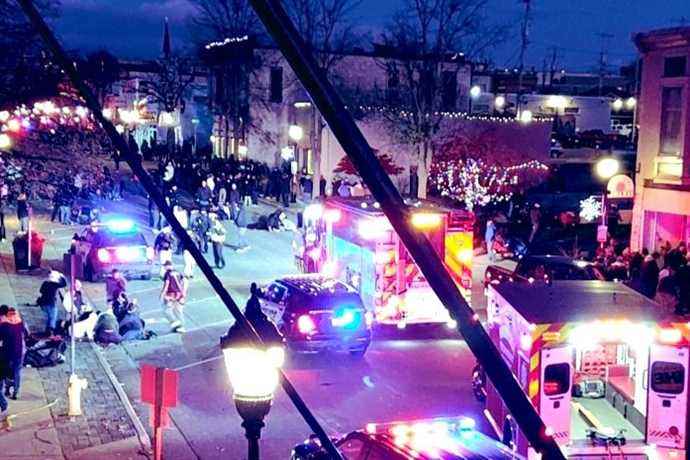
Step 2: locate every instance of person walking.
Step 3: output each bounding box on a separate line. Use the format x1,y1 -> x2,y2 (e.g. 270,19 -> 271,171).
16,192 -> 29,233
528,203 -> 541,244
485,218 -> 496,262
209,214 -> 227,269
105,269 -> 127,306
192,210 -> 210,254
37,271 -> 67,336
182,230 -> 198,279
0,308 -> 28,399
234,202 -> 250,252
160,261 -> 187,333
154,227 -> 174,278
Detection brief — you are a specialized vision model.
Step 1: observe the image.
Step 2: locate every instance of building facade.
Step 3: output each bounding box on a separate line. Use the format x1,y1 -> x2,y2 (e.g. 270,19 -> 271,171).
631,27 -> 690,251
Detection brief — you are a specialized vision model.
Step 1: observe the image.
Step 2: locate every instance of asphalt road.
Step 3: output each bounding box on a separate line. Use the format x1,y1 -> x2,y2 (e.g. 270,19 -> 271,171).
31,196 -> 492,459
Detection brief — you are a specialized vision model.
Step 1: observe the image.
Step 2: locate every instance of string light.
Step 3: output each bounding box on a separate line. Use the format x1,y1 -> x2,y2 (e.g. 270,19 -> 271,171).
429,158 -> 548,211
204,35 -> 250,50
349,105 -> 553,123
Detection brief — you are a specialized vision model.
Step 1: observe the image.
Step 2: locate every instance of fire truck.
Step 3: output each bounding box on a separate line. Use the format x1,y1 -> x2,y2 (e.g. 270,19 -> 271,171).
298,197 -> 473,328
482,279 -> 688,459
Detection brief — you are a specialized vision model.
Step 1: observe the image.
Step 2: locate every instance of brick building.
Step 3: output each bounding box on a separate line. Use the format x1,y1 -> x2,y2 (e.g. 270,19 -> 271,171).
631,27 -> 690,250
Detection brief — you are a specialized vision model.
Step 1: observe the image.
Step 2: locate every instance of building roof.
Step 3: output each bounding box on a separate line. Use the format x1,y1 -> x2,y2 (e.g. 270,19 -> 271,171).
492,280 -> 667,324
634,26 -> 690,52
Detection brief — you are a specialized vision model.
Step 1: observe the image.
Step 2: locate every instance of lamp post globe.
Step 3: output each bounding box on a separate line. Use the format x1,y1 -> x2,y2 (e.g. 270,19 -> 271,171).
221,320 -> 284,460
288,124 -> 303,142
595,157 -> 620,180
469,85 -> 481,99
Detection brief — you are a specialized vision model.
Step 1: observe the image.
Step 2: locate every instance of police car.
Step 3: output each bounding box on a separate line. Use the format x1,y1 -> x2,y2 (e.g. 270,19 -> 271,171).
258,275 -> 372,357
72,218 -> 154,281
291,417 -> 525,459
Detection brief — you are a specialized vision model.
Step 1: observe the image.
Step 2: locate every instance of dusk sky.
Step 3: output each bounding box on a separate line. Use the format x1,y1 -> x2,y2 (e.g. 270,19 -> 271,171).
54,0 -> 690,71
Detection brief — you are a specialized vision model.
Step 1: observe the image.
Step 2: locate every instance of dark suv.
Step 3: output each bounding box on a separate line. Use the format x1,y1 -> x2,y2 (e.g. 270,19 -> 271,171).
258,276 -> 372,357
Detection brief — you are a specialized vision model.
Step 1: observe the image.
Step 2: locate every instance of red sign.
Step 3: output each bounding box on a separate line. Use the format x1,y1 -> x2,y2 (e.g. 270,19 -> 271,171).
597,225 -> 608,243
141,364 -> 179,408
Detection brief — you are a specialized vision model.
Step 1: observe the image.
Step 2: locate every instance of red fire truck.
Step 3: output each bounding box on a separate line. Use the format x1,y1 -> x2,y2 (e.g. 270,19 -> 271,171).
482,279 -> 688,460
298,197 -> 473,328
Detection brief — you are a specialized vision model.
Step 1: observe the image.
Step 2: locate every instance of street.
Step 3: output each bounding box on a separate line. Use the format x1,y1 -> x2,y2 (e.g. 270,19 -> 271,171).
25,196 -> 488,459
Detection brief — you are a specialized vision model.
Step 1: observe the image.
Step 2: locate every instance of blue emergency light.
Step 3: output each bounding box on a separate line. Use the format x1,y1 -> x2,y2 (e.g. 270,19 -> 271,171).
104,218 -> 137,234
331,307 -> 359,329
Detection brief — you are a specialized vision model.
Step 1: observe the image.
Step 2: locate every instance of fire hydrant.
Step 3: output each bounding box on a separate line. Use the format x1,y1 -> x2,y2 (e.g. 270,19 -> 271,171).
68,374 -> 88,416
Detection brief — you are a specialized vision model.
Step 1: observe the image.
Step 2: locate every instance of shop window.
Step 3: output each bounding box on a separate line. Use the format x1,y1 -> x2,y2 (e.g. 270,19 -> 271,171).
659,87 -> 683,156
664,56 -> 687,78
651,361 -> 685,394
544,363 -> 570,396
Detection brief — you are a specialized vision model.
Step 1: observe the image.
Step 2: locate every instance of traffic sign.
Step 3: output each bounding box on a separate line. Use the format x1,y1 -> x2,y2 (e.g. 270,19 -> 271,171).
141,365 -> 179,460
141,365 -> 178,408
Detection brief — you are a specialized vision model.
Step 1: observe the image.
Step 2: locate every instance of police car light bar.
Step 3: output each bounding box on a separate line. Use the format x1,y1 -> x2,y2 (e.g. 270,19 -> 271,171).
103,218 -> 136,233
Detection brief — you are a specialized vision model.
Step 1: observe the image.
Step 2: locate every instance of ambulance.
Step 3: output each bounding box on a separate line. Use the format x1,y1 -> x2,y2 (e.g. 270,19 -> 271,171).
482,279 -> 688,459
300,197 -> 474,328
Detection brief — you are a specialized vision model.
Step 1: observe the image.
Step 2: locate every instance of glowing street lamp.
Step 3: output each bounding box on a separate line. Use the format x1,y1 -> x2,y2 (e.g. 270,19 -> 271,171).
494,95 -> 506,109
595,157 -> 621,247
469,85 -> 481,99
519,110 -> 533,124
595,157 -> 620,180
221,320 -> 284,460
288,124 -> 303,142
612,98 -> 623,111
625,97 -> 637,110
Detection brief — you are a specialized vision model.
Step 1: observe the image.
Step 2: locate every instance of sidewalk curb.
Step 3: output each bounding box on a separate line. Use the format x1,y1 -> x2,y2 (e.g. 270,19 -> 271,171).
90,343 -> 152,454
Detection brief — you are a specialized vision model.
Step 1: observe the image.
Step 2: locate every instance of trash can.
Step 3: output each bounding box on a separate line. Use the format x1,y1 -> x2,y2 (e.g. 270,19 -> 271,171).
13,231 -> 45,271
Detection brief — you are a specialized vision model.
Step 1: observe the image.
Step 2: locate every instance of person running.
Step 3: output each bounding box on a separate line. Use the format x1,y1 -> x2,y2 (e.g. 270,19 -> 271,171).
209,214 -> 227,269
160,262 -> 187,333
154,227 -> 174,278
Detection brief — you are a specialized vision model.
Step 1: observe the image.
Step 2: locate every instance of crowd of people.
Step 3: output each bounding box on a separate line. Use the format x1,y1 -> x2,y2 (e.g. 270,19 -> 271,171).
594,239 -> 690,315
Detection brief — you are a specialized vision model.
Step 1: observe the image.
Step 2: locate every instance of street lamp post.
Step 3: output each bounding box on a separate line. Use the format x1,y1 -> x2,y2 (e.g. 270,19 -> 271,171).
595,157 -> 620,248
288,124 -> 303,167
221,321 -> 285,460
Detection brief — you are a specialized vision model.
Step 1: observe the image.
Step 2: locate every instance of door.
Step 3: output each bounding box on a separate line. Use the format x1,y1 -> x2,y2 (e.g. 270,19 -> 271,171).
259,283 -> 288,327
540,346 -> 572,445
647,344 -> 688,449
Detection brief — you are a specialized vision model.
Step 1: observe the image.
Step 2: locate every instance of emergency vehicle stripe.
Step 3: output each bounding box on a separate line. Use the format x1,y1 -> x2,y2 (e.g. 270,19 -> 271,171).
527,323 -> 564,407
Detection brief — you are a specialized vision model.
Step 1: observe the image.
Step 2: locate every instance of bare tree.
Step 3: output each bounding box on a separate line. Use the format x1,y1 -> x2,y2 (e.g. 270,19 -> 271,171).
140,54 -> 196,155
82,50 -> 121,107
378,0 -> 506,198
190,0 -> 265,157
284,0 -> 362,196
0,0 -> 61,105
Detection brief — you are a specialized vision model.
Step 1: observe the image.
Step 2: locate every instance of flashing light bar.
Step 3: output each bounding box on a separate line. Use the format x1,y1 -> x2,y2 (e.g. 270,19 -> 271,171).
103,218 -> 137,234
411,212 -> 442,229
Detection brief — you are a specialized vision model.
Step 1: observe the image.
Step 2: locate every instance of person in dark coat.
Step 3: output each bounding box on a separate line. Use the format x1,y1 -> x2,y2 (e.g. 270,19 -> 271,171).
94,306 -> 122,345
0,308 -> 28,399
118,302 -> 146,341
37,271 -> 67,336
640,253 -> 660,299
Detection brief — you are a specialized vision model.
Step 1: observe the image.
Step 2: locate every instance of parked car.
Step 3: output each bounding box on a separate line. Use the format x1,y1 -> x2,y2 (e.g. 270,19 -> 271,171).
485,255 -> 605,287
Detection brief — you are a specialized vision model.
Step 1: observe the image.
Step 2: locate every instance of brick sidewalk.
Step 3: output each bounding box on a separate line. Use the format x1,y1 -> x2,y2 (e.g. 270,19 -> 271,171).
0,230 -> 145,459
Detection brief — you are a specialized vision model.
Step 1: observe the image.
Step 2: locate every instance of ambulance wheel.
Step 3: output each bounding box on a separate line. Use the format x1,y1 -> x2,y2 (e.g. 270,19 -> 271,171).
349,346 -> 368,358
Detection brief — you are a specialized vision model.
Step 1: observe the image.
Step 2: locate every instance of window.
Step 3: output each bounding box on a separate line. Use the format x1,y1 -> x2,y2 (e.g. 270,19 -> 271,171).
269,67 -> 283,103
651,361 -> 685,394
337,437 -> 368,460
543,363 -> 570,396
659,87 -> 683,156
664,56 -> 686,78
441,70 -> 457,111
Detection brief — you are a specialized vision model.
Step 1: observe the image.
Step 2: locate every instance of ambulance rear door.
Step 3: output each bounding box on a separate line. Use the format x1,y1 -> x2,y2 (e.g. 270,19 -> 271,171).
540,345 -> 572,445
646,344 -> 689,449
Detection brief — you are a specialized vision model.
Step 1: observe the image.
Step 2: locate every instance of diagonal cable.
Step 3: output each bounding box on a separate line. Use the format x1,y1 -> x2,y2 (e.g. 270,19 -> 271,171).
15,1 -> 344,458
247,0 -> 567,458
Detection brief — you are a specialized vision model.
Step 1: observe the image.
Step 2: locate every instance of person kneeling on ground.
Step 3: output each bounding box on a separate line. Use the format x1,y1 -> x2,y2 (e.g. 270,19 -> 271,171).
93,306 -> 122,345
118,302 -> 149,341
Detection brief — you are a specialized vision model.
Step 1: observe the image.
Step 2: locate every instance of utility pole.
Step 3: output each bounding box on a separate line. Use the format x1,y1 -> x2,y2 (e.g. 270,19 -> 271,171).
516,0 -> 531,116
597,32 -> 613,97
